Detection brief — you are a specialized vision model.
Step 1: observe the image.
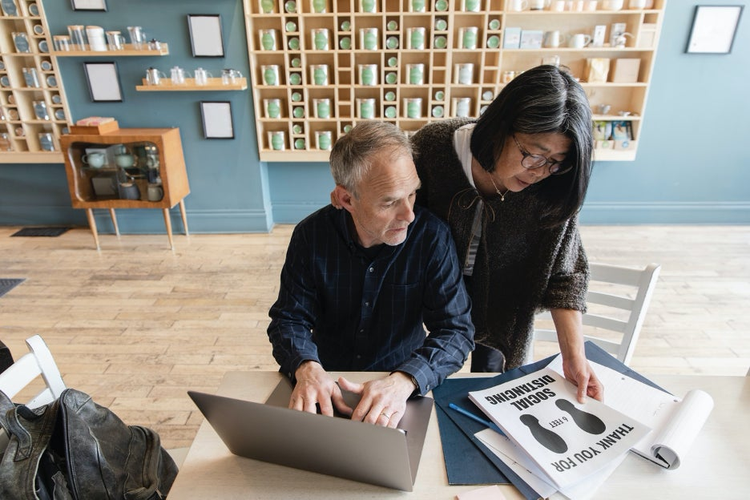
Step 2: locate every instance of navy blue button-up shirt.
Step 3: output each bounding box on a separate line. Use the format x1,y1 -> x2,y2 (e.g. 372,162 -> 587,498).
267,204 -> 475,395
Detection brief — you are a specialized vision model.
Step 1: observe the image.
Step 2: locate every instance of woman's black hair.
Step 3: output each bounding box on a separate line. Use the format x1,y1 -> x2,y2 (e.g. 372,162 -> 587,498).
471,64 -> 594,227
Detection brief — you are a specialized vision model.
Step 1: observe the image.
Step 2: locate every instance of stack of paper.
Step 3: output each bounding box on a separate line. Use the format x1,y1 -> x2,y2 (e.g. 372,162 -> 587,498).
468,368 -> 651,496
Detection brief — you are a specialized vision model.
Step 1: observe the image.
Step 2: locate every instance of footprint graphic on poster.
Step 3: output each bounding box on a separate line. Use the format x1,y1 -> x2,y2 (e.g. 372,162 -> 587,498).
519,414 -> 568,454
556,399 -> 606,434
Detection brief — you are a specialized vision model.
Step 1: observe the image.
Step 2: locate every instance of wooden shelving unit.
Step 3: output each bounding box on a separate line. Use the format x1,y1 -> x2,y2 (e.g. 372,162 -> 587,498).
0,0 -> 73,162
135,77 -> 248,92
243,0 -> 665,162
60,126 -> 190,250
50,43 -> 170,57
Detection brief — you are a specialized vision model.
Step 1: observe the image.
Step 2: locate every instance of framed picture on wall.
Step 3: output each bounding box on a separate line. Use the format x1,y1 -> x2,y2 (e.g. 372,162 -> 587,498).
187,14 -> 225,57
71,0 -> 108,11
200,101 -> 234,139
686,5 -> 744,54
83,62 -> 123,102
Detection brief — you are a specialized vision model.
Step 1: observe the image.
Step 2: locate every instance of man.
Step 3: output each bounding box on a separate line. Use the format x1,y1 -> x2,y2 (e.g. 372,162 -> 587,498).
267,121 -> 474,428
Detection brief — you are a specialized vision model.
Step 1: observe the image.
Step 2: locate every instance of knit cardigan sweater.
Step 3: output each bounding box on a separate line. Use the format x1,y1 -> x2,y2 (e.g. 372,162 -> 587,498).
411,118 -> 589,369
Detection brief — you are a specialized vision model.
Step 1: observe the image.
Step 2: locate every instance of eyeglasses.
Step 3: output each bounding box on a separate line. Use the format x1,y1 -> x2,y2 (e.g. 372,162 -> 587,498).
512,135 -> 573,176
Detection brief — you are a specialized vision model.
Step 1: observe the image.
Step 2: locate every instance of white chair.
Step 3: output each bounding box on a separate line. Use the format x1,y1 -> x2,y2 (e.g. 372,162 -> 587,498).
0,335 -> 66,453
533,262 -> 661,366
0,335 -> 66,409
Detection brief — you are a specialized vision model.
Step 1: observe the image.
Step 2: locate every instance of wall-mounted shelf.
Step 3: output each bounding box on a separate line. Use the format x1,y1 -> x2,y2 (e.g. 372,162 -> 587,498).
51,43 -> 170,57
242,0 -> 666,162
0,151 -> 63,163
135,77 -> 248,92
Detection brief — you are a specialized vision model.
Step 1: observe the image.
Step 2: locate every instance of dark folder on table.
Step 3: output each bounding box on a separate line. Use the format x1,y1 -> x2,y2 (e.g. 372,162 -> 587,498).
433,341 -> 667,500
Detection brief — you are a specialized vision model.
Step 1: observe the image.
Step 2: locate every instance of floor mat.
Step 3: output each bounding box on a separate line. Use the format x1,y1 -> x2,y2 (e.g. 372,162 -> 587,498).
11,227 -> 70,237
0,278 -> 25,298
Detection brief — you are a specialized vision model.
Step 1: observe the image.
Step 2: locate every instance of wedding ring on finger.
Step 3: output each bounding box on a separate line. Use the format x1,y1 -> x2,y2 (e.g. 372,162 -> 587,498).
380,412 -> 391,419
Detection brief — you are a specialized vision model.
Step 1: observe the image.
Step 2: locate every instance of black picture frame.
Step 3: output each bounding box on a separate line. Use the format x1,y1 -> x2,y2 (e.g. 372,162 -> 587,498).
686,5 -> 744,54
187,14 -> 225,57
70,0 -> 108,11
83,62 -> 123,102
200,101 -> 234,139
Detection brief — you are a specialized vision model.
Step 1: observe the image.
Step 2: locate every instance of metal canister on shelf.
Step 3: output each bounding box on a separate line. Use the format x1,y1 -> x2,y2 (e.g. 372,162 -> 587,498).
359,27 -> 379,50
263,98 -> 283,118
406,27 -> 426,50
405,63 -> 424,85
454,63 -> 474,85
38,132 -> 55,151
313,98 -> 331,118
316,130 -> 333,150
358,64 -> 378,86
311,28 -> 330,50
359,0 -> 377,12
311,0 -> 328,13
452,97 -> 472,117
22,67 -> 41,88
310,64 -> 329,85
268,131 -> 286,151
0,133 -> 11,151
32,100 -> 50,120
261,65 -> 281,85
461,0 -> 481,12
458,26 -> 479,49
259,29 -> 278,50
403,97 -> 422,118
356,98 -> 376,119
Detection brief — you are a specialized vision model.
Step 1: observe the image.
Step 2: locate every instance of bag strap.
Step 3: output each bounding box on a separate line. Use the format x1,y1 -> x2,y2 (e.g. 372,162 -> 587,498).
0,390 -> 14,430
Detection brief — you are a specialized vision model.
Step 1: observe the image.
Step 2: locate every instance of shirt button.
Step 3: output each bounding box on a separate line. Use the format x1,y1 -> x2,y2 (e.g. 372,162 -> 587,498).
359,329 -> 364,333
356,355 -> 362,359
364,301 -> 370,307
369,266 -> 375,273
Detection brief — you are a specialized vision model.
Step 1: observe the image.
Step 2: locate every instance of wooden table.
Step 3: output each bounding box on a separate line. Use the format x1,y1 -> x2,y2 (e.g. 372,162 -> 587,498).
168,372 -> 750,499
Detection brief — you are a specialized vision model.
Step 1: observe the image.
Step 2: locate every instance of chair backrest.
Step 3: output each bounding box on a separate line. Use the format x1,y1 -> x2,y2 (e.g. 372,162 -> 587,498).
533,263 -> 661,365
0,335 -> 66,409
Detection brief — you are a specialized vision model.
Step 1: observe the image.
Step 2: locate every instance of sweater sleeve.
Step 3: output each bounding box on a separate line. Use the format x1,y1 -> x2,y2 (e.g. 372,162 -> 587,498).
540,215 -> 589,312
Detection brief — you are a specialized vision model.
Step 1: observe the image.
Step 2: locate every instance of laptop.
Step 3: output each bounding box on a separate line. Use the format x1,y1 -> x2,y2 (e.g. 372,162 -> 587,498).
188,377 -> 433,491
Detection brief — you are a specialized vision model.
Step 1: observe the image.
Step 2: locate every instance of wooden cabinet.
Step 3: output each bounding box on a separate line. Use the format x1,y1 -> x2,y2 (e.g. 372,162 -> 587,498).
0,0 -> 72,162
243,0 -> 665,162
60,125 -> 190,250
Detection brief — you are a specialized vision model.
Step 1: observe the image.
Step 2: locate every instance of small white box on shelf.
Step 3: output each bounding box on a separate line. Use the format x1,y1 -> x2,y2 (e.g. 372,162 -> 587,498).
519,30 -> 543,49
503,27 -> 521,49
638,23 -> 657,48
610,58 -> 641,83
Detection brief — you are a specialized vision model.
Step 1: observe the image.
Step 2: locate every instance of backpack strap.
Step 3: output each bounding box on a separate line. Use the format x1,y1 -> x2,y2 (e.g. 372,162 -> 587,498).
0,390 -> 14,430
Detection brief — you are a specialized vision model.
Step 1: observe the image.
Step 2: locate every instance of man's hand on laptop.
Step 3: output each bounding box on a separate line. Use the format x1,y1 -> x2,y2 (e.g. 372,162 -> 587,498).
337,372 -> 416,428
291,361 -> 354,418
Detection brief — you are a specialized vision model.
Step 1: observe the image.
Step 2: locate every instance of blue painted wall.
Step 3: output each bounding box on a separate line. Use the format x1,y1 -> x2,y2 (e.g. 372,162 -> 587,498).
0,0 -> 747,231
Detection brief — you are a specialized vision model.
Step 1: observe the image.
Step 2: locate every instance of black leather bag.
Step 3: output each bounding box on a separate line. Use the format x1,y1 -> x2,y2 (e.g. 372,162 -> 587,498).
0,388 -> 178,500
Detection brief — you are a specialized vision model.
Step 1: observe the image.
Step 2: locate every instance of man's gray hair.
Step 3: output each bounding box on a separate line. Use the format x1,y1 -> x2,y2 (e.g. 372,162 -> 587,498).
329,121 -> 412,196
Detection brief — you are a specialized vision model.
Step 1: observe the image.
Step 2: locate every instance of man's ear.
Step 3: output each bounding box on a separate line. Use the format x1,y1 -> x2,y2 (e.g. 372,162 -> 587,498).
332,185 -> 354,211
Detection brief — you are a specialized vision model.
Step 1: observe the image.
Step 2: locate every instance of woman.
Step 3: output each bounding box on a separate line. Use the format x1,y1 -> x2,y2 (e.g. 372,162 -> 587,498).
411,65 -> 602,401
